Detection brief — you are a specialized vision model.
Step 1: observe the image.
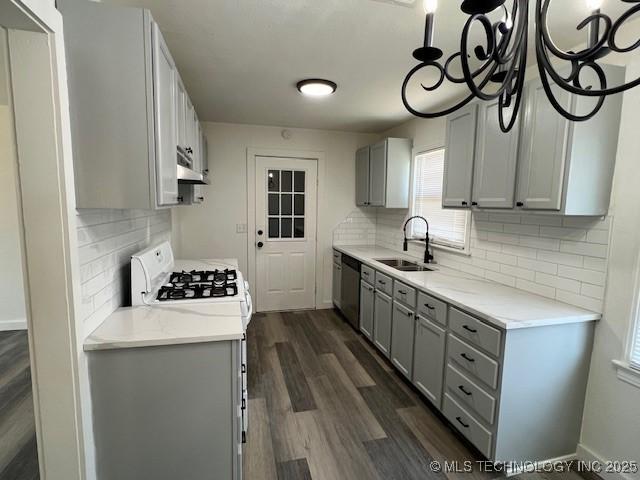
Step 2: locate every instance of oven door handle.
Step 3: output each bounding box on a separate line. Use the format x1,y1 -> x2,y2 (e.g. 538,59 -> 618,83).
245,291 -> 253,324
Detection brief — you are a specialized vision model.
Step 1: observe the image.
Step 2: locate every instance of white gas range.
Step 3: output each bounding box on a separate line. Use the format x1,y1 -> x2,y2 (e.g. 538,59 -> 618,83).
130,240 -> 252,441
130,241 -> 252,328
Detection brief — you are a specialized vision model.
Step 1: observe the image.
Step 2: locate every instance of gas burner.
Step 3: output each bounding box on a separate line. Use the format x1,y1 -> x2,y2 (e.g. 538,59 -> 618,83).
158,270 -> 239,302
169,269 -> 237,285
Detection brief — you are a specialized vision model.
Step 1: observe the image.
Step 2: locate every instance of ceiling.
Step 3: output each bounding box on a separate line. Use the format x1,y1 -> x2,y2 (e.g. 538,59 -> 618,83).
102,0 -> 628,133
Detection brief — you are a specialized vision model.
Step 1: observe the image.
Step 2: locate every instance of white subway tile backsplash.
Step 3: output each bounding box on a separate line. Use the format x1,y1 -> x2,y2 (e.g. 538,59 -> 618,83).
535,272 -> 581,294
503,223 -> 540,236
557,265 -> 606,286
560,240 -> 608,258
76,209 -> 172,331
338,208 -> 611,313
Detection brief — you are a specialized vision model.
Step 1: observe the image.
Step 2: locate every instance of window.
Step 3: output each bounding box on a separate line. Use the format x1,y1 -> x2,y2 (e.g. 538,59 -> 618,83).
267,169 -> 306,239
409,149 -> 469,250
631,316 -> 640,370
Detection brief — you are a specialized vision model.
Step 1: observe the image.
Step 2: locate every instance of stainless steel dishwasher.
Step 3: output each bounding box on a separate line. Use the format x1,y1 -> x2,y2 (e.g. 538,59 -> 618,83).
340,254 -> 361,330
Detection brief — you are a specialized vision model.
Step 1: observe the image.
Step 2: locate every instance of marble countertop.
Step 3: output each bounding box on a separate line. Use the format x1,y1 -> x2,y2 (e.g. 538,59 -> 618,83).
84,301 -> 244,352
333,245 -> 601,330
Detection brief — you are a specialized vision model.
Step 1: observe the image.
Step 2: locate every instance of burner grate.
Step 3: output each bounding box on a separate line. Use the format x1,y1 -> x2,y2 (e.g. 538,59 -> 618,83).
158,269 -> 239,301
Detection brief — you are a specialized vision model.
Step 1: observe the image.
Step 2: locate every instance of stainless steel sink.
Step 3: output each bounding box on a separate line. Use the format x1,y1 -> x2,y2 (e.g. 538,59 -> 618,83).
375,258 -> 434,272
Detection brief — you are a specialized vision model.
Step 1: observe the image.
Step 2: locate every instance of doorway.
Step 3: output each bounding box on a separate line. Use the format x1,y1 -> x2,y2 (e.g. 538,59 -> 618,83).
0,26 -> 38,480
254,156 -> 318,312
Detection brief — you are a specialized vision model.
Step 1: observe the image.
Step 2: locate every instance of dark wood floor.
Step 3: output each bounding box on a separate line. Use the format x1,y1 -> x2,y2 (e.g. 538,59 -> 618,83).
244,309 -> 589,480
0,330 -> 39,480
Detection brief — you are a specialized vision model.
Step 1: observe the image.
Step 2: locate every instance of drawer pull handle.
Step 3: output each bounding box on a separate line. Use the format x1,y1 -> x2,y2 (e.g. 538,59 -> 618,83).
241,398 -> 246,410
460,353 -> 475,363
241,364 -> 246,374
456,416 -> 470,428
398,289 -> 407,295
363,271 -> 369,276
462,325 -> 478,333
458,385 -> 473,396
378,280 -> 386,285
424,303 -> 435,310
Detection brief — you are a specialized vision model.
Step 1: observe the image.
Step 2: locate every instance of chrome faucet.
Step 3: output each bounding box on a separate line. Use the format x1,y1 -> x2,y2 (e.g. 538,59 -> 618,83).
403,216 -> 434,264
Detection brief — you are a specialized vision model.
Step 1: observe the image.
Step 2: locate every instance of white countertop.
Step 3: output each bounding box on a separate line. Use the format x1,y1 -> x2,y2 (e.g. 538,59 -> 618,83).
334,245 -> 601,330
84,302 -> 244,352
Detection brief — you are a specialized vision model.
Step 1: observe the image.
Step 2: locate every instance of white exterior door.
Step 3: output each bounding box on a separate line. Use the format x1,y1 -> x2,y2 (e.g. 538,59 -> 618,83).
255,157 -> 317,312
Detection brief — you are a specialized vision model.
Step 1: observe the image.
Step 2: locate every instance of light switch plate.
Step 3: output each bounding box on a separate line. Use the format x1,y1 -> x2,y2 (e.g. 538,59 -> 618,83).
236,224 -> 247,234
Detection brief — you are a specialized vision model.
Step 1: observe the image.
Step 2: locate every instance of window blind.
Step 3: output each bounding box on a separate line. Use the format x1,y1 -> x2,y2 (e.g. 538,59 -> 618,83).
631,318 -> 640,370
410,149 -> 469,249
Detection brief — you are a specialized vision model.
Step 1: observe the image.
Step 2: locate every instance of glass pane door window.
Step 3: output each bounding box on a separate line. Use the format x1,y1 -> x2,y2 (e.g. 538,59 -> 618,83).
267,169 -> 305,240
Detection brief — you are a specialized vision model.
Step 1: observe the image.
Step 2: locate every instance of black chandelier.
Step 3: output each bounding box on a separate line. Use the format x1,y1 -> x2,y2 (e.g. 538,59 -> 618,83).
402,0 -> 640,133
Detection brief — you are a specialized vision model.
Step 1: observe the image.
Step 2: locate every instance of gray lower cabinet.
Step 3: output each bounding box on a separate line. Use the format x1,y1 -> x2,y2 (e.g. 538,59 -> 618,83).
360,280 -> 375,340
373,290 -> 393,358
412,316 -> 446,407
354,258 -> 596,465
87,340 -> 243,480
332,261 -> 342,308
391,301 -> 416,379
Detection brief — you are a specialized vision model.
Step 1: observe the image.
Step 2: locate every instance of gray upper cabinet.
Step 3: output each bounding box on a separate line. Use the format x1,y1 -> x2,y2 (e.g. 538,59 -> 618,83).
369,141 -> 388,207
472,99 -> 520,209
152,23 -> 179,207
443,66 -> 623,216
516,78 -> 572,211
443,103 -> 477,208
355,138 -> 412,208
355,146 -> 370,206
516,65 -> 624,215
59,0 -> 205,210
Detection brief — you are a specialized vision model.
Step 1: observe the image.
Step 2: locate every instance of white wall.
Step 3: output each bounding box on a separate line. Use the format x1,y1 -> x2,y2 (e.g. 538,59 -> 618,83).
0,30 -> 27,331
577,56 -> 640,478
172,122 -> 376,308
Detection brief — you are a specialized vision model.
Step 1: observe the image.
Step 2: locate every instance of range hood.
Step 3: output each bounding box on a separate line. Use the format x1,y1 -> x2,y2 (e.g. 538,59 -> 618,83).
177,148 -> 208,185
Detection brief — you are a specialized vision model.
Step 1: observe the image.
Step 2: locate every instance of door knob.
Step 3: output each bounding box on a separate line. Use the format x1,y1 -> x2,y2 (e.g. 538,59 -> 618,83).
257,241 -> 264,248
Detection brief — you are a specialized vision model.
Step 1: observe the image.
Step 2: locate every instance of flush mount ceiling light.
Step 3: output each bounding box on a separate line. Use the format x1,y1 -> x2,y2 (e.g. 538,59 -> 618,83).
402,0 -> 640,132
297,79 -> 337,97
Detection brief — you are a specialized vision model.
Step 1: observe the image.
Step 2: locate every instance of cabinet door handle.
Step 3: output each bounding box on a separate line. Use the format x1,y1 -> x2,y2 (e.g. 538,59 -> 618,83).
456,416 -> 470,428
398,289 -> 407,295
462,325 -> 478,333
458,385 -> 473,396
516,201 -> 524,207
241,364 -> 246,374
460,353 -> 475,363
424,303 -> 435,310
461,201 -> 468,206
241,398 -> 246,410
378,280 -> 386,285
363,271 -> 369,276
242,431 -> 247,444
197,196 -> 205,201
471,202 -> 478,206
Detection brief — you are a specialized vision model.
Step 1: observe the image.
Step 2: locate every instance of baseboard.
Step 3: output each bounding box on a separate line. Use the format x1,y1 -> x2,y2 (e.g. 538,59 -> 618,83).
316,302 -> 334,310
0,319 -> 28,331
577,444 -> 637,480
503,453 -> 577,477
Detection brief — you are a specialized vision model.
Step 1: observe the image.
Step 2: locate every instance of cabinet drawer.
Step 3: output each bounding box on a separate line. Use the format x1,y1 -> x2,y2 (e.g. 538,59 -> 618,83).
375,271 -> 393,296
450,308 -> 502,357
445,364 -> 496,425
417,292 -> 447,326
448,335 -> 499,389
361,264 -> 375,284
443,393 -> 493,458
333,250 -> 342,265
393,281 -> 416,308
